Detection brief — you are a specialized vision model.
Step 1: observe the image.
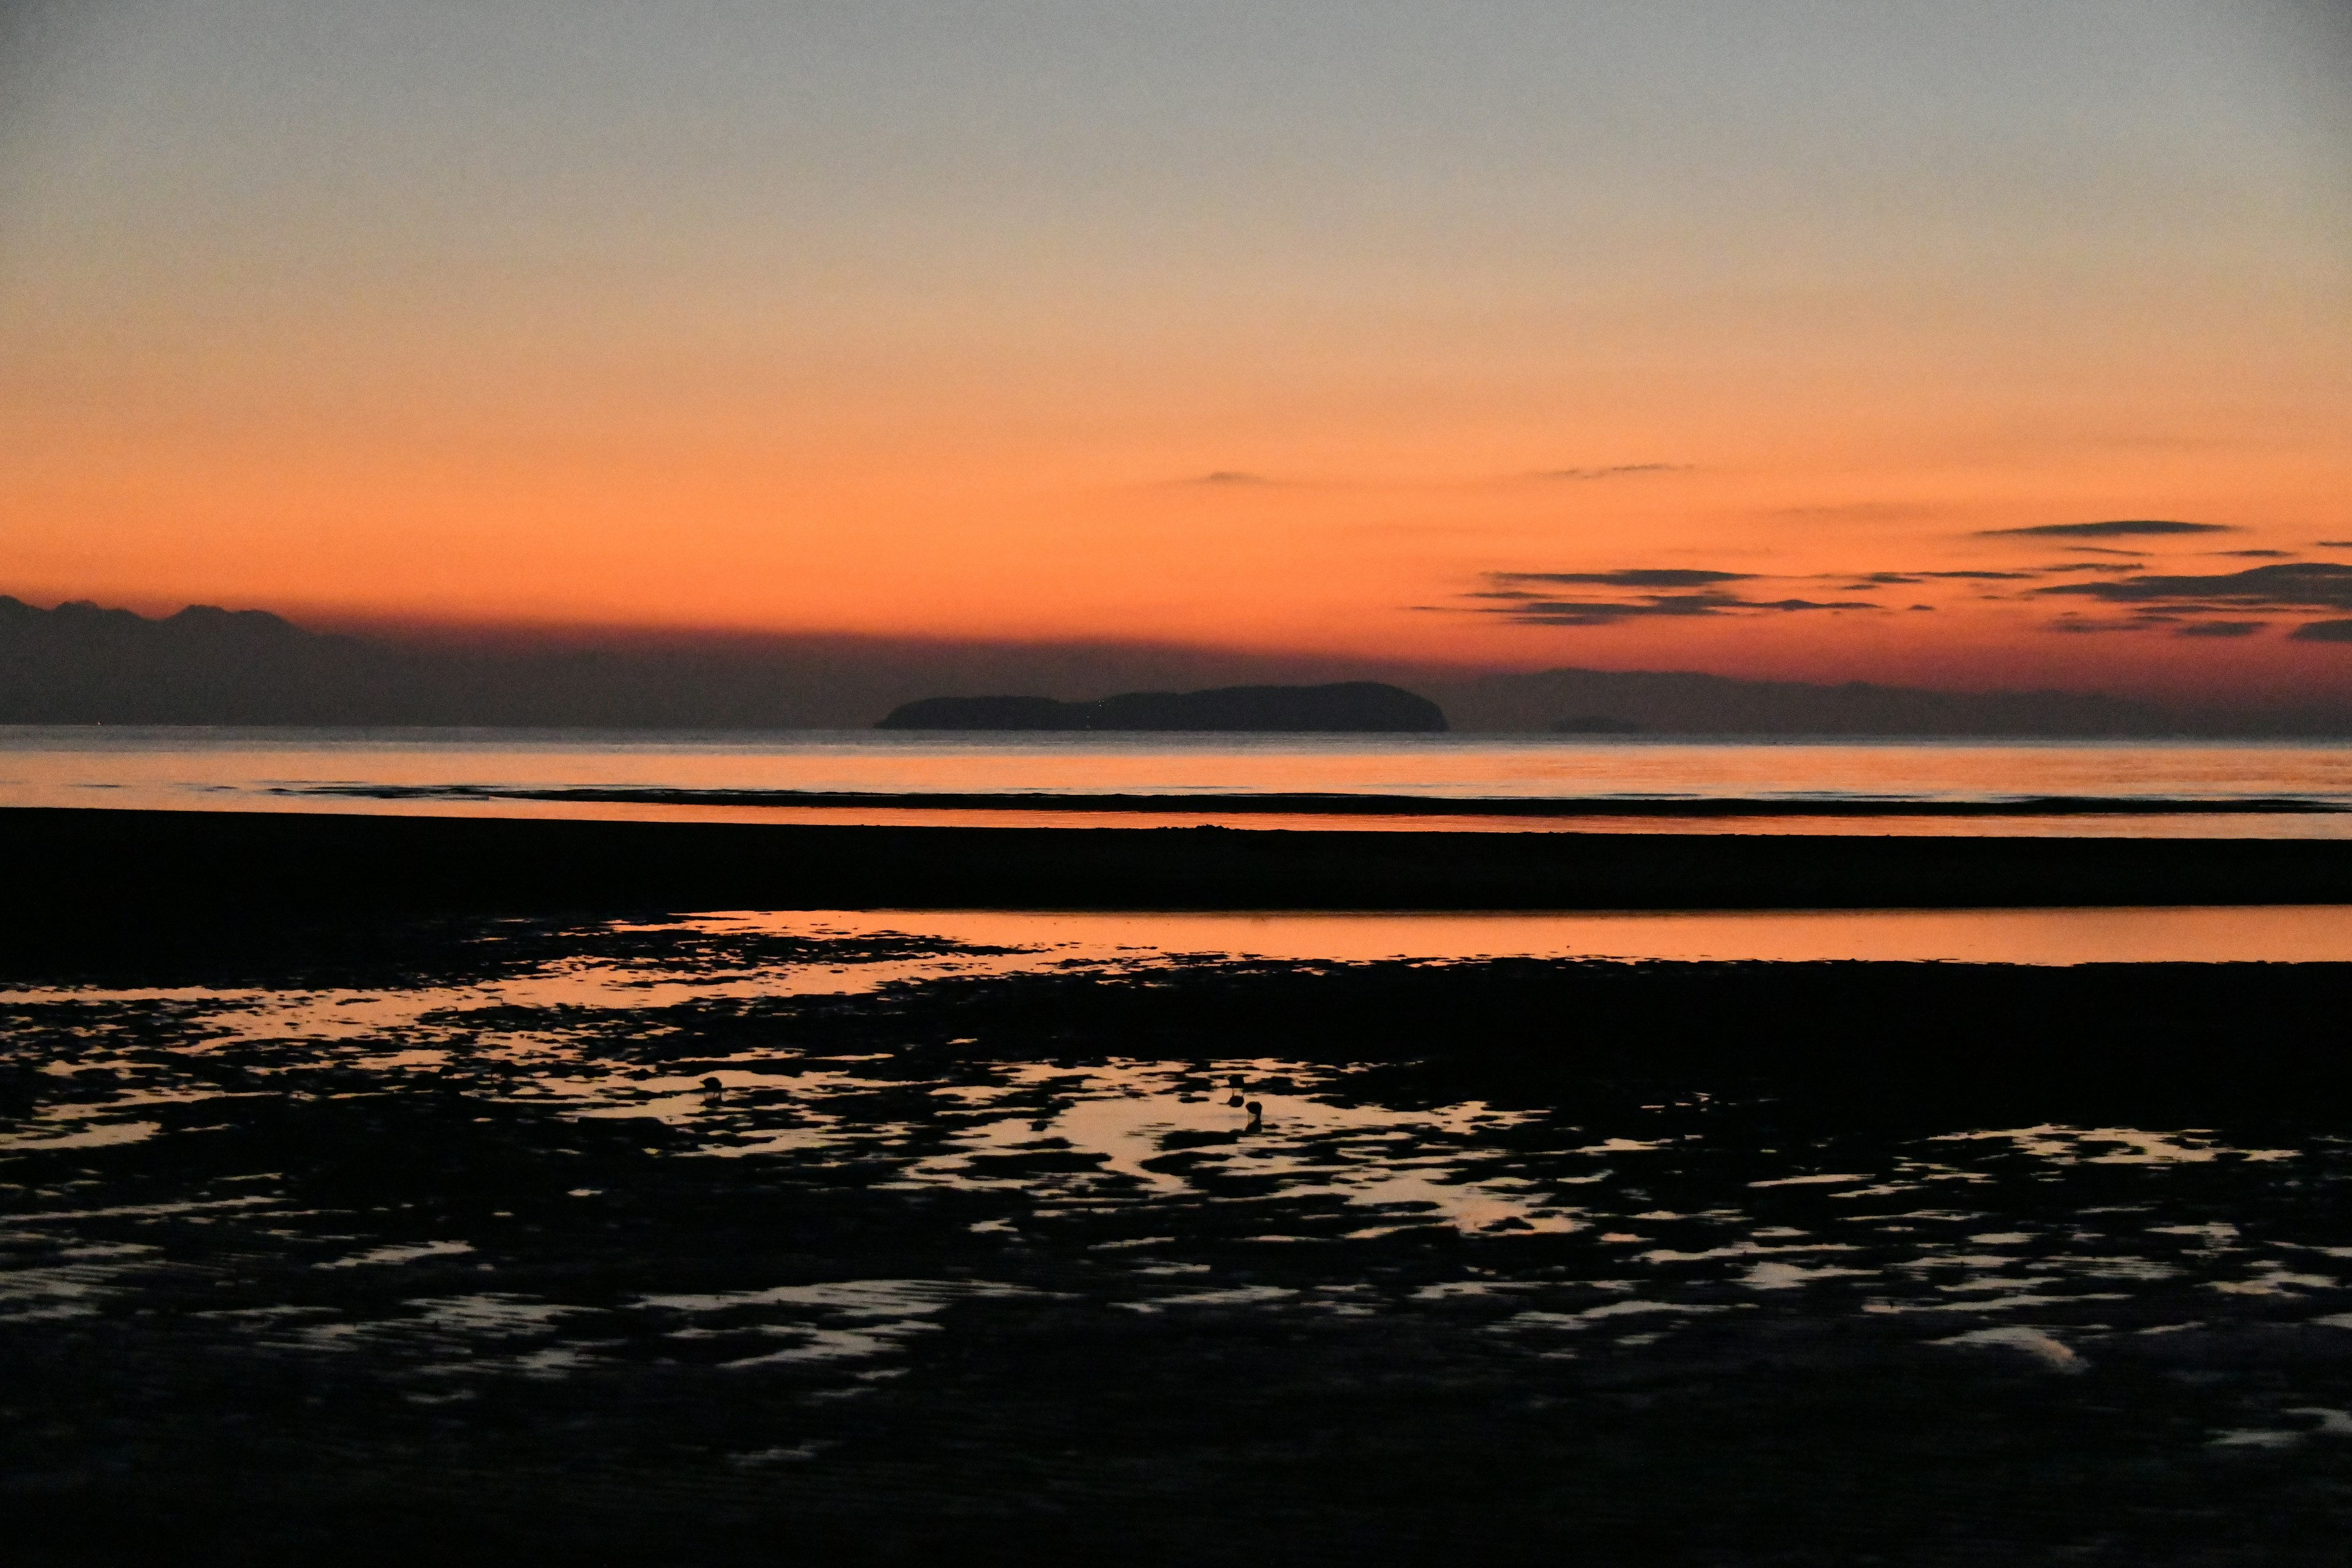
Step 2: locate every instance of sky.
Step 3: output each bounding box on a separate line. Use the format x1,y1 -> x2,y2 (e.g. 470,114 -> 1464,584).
2,0 -> 2348,701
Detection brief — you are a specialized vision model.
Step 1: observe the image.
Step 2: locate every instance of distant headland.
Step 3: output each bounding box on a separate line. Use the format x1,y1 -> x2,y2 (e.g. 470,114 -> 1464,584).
875,682 -> 1449,733
12,593 -> 2352,735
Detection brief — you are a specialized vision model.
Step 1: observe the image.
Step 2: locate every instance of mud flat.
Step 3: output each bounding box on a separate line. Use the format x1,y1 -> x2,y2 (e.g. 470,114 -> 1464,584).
10,810 -> 2352,1564
5,916 -> 2352,1564
15,808 -> 2352,938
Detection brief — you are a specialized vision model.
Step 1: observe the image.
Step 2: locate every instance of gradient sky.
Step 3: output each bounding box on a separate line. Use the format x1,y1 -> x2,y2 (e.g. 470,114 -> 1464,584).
2,1 -> 2348,699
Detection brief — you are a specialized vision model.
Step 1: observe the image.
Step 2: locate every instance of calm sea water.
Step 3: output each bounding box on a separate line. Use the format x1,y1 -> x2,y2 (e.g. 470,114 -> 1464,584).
9,725 -> 2352,837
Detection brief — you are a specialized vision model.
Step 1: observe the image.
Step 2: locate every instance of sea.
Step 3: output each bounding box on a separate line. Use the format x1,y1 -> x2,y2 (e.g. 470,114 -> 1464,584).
10,723 -> 2352,961
8,724 -> 2352,835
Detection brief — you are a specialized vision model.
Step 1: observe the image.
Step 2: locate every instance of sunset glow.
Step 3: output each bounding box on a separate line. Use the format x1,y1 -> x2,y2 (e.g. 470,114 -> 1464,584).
3,1 -> 2347,702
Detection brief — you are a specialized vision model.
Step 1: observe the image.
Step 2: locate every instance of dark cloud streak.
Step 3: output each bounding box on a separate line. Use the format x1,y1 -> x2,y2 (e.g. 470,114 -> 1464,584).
1498,595 -> 1879,627
1536,463 -> 1692,481
1471,570 -> 1880,626
2035,564 -> 2352,612
1460,549 -> 2351,640
1979,519 -> 2235,538
1496,569 -> 1752,589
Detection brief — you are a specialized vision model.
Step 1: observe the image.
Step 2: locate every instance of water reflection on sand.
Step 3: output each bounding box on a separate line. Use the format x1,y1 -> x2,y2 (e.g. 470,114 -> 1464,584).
760,905 -> 2352,965
6,908 -> 2352,1524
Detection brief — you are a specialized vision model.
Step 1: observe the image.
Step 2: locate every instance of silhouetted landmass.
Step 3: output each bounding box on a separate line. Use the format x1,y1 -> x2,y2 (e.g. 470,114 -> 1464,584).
876,682 -> 1449,732
874,694 -> 1074,729
8,593 -> 2352,734
0,597 -> 1411,729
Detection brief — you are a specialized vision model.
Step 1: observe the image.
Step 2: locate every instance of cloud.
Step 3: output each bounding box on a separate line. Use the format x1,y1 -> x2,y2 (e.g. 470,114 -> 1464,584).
1186,470 -> 1271,485
1826,565 -> 2103,598
1498,594 -> 1877,627
2064,546 -> 2151,557
2035,563 -> 2352,614
1452,552 -> 2350,635
2022,564 -> 2352,639
2216,549 -> 2294,559
1537,463 -> 1691,481
1978,519 -> 2235,538
1499,595 -> 1740,626
1828,568 -> 2044,589
2319,541 -> 2352,549
1496,568 -> 1752,589
1465,570 -> 1880,626
2048,616 -> 2160,634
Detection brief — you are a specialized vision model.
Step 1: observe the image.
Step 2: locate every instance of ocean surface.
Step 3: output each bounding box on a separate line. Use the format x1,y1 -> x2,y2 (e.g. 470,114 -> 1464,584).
10,725 -> 2352,838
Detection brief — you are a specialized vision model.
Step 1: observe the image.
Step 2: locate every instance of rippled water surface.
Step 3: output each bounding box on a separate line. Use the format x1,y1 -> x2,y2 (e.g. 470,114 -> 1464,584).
11,726 -> 2352,835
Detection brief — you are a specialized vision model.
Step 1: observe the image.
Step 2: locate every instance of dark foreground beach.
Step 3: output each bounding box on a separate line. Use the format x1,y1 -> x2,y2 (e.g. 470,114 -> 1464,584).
14,807 -> 2352,935
6,811 -> 2352,1564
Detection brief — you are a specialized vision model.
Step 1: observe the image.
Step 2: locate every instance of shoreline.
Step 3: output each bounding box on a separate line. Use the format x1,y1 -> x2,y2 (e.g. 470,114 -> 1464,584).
286,783 -> 2349,817
8,913 -> 2352,1564
16,804 -> 2352,919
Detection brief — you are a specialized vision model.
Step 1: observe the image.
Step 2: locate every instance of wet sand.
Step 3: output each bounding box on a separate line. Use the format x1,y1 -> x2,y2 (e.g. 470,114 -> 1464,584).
9,812 -> 2352,1562
6,913 -> 2352,1564
17,808 -> 2352,938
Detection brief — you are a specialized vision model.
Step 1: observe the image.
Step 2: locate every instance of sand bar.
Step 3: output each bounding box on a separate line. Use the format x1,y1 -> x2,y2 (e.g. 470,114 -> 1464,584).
15,805 -> 2352,918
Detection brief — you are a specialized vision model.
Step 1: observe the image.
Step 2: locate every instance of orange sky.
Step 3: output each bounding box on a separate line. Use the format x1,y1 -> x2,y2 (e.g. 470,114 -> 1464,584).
2,2 -> 2348,703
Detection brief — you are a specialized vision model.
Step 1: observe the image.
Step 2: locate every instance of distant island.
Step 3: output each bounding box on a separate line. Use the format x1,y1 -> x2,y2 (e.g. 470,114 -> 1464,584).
876,682 -> 1449,733
11,592 -> 2352,735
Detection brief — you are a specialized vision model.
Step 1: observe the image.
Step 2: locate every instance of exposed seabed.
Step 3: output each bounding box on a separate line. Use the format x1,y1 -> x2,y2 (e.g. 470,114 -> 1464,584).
17,807 -> 2352,929
5,900 -> 2351,1566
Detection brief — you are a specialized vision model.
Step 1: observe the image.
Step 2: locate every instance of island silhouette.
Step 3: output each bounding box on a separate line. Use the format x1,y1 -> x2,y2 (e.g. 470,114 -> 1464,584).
16,592 -> 2352,734
875,681 -> 1449,733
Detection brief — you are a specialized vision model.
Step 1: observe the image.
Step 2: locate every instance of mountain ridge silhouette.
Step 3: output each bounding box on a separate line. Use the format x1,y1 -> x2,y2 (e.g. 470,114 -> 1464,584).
6,593 -> 2348,735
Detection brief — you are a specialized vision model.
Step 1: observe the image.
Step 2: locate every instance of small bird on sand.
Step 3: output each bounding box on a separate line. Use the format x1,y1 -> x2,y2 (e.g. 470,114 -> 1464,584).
1245,1100 -> 1264,1125
701,1076 -> 722,1093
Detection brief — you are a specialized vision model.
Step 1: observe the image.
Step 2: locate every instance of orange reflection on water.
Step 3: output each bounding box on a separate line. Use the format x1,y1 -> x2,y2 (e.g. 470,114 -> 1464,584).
10,728 -> 2352,838
767,906 -> 2352,965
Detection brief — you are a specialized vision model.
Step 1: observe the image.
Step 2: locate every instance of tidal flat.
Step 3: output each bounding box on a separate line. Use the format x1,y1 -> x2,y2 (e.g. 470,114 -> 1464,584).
5,914 -> 2351,1564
